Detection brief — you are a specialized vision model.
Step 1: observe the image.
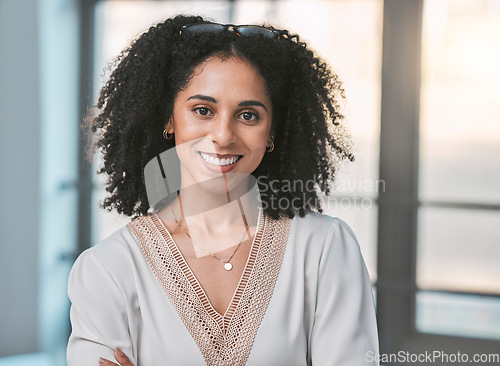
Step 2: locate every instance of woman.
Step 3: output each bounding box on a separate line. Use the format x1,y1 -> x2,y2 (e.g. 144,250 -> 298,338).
67,15 -> 379,366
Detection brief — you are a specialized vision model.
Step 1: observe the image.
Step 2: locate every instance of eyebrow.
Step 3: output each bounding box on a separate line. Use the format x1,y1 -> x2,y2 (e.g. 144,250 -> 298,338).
238,100 -> 267,111
186,94 -> 268,111
186,94 -> 216,103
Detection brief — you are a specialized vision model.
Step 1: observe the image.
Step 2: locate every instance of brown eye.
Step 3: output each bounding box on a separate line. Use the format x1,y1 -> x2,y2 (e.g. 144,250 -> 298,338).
195,107 -> 210,116
240,111 -> 258,121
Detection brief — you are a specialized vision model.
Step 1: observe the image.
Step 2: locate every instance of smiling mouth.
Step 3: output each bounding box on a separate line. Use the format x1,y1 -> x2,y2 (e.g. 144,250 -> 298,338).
198,152 -> 242,167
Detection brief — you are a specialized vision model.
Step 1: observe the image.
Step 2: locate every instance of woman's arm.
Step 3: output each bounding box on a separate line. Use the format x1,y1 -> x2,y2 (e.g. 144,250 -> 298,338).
67,250 -> 136,366
309,219 -> 379,365
99,348 -> 134,366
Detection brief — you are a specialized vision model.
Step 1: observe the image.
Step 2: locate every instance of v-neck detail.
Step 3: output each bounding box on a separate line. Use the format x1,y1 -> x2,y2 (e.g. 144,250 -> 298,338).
127,211 -> 291,366
154,209 -> 264,325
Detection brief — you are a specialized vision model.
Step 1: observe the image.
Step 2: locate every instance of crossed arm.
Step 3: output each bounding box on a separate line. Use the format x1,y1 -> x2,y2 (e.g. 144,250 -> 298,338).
99,349 -> 134,366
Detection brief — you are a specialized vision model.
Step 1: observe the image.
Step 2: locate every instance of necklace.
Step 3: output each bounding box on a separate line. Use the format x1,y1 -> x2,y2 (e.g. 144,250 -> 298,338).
171,195 -> 257,271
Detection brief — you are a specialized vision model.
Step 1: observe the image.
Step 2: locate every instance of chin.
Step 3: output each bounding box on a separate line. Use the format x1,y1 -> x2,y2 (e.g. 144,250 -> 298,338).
196,172 -> 252,196
196,176 -> 231,196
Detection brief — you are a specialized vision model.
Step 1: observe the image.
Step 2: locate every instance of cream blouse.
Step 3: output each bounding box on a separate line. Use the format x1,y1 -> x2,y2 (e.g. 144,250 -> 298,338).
67,212 -> 379,365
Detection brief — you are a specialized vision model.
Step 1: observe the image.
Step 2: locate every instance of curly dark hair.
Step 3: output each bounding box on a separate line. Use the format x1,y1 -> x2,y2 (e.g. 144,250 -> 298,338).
90,15 -> 353,219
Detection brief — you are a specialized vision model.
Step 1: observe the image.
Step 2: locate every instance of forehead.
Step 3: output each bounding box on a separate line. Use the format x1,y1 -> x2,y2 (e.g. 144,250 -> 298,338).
179,56 -> 270,102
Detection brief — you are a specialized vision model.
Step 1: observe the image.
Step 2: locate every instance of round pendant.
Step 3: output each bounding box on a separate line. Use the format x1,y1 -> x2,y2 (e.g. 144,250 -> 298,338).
224,262 -> 233,271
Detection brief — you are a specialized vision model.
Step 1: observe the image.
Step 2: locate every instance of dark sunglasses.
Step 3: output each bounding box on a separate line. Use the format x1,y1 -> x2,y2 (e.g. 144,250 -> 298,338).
180,23 -> 279,38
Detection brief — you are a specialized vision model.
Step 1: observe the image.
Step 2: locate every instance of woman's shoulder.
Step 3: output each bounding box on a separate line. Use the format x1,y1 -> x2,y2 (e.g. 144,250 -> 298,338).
88,214 -> 155,255
88,223 -> 135,257
287,212 -> 368,281
290,211 -> 355,237
286,212 -> 360,256
70,217 -> 148,282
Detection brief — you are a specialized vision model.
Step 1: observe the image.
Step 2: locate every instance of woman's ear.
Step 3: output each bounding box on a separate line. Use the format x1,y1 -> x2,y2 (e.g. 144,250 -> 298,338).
163,118 -> 175,140
165,117 -> 175,133
266,133 -> 275,153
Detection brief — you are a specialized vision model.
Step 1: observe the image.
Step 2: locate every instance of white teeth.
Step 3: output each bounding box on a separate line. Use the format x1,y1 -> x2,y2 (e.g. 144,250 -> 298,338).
200,153 -> 241,166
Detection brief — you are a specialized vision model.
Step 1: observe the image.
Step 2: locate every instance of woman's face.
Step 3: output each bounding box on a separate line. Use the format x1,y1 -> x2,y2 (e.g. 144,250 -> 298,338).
169,56 -> 272,194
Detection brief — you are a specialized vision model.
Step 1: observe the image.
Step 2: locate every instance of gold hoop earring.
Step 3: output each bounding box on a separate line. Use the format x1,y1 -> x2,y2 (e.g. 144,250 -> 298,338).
163,129 -> 174,140
266,141 -> 275,152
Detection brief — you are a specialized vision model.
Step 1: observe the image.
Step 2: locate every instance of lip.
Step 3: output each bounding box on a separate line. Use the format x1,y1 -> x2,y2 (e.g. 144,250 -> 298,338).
200,152 -> 241,159
197,151 -> 242,173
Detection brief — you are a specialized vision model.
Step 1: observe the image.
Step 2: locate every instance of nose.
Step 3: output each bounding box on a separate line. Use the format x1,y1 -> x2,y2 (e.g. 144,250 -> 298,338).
209,114 -> 236,147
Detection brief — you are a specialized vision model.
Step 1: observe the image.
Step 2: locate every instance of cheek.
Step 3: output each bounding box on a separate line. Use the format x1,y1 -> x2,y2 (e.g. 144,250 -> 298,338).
245,131 -> 270,159
172,113 -> 204,142
255,128 -> 271,148
247,117 -> 272,149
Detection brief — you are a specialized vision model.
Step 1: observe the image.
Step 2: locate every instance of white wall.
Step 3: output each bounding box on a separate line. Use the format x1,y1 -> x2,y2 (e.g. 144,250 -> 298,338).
37,0 -> 79,360
0,0 -> 79,361
0,0 -> 41,357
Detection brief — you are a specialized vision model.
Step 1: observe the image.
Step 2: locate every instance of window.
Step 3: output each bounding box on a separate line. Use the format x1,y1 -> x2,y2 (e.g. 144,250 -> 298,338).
416,0 -> 500,341
377,0 -> 500,360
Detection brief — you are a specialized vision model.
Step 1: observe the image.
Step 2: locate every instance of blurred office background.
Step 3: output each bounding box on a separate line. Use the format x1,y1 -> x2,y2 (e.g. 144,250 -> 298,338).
0,0 -> 499,365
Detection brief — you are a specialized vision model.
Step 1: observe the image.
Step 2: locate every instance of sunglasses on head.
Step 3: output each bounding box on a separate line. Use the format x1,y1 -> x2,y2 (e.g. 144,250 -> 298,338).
180,23 -> 279,38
